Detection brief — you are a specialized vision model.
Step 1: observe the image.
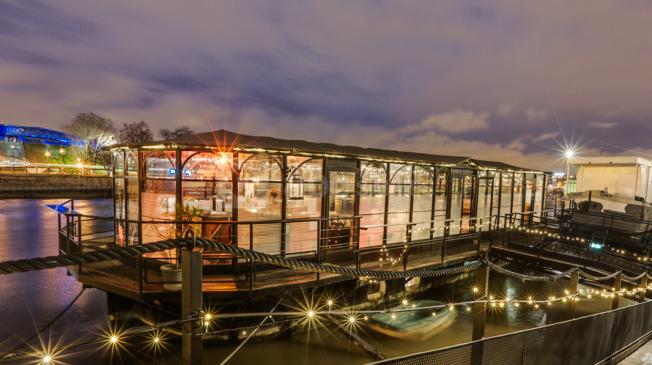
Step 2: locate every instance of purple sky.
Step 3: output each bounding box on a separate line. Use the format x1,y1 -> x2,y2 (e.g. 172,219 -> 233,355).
2,1 -> 652,171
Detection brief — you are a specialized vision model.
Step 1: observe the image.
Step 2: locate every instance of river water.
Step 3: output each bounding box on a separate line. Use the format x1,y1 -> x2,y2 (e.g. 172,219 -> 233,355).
0,199 -> 628,364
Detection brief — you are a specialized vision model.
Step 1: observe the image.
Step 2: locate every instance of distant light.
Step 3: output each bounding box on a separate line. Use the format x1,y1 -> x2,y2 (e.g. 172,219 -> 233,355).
348,316 -> 356,324
109,335 -> 119,344
564,149 -> 576,159
59,148 -> 65,154
44,151 -> 51,157
327,299 -> 334,307
401,299 -> 408,306
472,286 -> 479,294
42,354 -> 52,364
307,310 -> 315,319
153,336 -> 160,344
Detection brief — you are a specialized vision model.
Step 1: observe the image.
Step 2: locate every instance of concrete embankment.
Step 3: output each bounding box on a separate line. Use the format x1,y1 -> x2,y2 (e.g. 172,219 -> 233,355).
0,174 -> 112,199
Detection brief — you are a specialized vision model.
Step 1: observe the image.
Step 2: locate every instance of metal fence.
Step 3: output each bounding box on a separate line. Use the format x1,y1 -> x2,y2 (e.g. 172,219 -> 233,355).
371,300 -> 652,365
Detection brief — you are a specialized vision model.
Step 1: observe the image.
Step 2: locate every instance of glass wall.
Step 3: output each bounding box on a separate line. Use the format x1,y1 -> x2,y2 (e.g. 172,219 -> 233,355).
141,151 -> 176,243
434,171 -> 448,237
533,175 -> 545,222
126,150 -> 139,244
491,173 -> 501,227
522,174 -> 535,224
238,153 -> 283,254
387,164 -> 412,243
359,162 -> 386,248
113,151 -> 126,245
512,173 -> 524,226
179,152 -> 234,244
412,166 -> 434,241
286,157 -> 322,255
500,173 -> 513,227
477,172 -> 494,229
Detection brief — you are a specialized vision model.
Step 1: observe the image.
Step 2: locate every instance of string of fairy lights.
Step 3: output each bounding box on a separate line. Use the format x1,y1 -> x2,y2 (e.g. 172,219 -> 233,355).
4,279 -> 649,365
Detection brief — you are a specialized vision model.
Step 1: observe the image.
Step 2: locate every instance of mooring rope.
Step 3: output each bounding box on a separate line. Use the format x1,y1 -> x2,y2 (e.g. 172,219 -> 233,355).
486,261 -> 578,282
578,269 -> 622,282
1,237 -> 647,285
0,237 -> 482,279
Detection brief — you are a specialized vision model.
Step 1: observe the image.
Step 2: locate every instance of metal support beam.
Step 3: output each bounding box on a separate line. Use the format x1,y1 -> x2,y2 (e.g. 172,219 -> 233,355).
471,262 -> 489,365
182,248 -> 203,365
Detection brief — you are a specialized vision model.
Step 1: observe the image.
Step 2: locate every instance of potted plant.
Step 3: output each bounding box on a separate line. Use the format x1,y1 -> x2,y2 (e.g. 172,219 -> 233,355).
159,204 -> 203,291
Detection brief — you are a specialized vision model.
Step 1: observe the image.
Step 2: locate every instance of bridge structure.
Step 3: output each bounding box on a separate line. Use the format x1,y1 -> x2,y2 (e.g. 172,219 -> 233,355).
2,206 -> 652,364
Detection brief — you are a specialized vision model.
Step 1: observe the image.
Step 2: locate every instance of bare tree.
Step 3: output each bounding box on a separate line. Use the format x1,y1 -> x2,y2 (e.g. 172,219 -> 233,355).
119,121 -> 153,144
62,112 -> 116,163
160,126 -> 194,140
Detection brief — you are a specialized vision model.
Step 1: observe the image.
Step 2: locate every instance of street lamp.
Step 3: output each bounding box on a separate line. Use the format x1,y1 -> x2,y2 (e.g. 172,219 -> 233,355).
563,148 -> 576,195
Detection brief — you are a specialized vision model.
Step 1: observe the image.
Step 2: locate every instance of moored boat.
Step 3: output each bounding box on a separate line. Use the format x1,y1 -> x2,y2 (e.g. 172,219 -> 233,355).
367,300 -> 456,341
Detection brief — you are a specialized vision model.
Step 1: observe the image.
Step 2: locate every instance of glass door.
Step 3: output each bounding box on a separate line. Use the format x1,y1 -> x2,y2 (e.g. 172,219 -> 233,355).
450,175 -> 476,235
324,170 -> 357,265
477,177 -> 494,230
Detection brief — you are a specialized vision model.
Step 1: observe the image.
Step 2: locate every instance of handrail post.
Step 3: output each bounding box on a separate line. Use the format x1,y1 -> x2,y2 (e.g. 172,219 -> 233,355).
441,221 -> 448,262
356,217 -> 361,270
249,222 -> 254,293
475,218 -> 482,254
612,272 -> 622,310
137,253 -> 143,294
403,223 -> 413,271
568,270 -> 579,319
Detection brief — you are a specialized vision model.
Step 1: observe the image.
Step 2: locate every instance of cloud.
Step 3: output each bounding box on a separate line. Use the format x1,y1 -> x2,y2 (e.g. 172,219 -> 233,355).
531,132 -> 560,142
1,0 -> 652,156
404,110 -> 490,134
496,103 -> 516,117
525,108 -> 549,121
589,121 -> 618,129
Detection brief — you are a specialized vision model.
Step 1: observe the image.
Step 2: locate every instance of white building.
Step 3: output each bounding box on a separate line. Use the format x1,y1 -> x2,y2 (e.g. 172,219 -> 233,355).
573,156 -> 652,212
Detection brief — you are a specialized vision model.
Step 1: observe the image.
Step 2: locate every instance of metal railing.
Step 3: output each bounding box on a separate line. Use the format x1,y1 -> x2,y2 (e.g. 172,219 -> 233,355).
57,210 -> 509,294
370,299 -> 652,365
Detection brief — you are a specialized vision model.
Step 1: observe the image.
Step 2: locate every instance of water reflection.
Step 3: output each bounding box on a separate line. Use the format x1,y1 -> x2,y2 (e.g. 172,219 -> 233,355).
0,199 -> 635,364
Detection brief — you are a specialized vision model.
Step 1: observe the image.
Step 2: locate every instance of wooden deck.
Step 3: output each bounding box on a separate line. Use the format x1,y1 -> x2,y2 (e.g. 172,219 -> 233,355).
67,239 -> 487,300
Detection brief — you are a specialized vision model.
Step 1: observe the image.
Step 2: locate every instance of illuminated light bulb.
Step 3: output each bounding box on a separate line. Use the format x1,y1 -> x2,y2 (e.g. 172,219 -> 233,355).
242,330 -> 247,336
307,310 -> 315,319
204,313 -> 213,321
432,312 -> 437,316
110,335 -> 119,344
204,321 -> 211,327
472,286 -> 479,294
348,316 -> 356,324
490,302 -> 497,308
449,305 -> 455,311
42,354 -> 52,364
564,290 -> 570,295
363,316 -> 369,321
515,302 -> 521,307
327,299 -> 334,307
466,306 -> 471,312
391,314 -> 396,320
153,336 -> 160,344
402,299 -> 408,306
534,304 -> 540,309
498,302 -> 505,308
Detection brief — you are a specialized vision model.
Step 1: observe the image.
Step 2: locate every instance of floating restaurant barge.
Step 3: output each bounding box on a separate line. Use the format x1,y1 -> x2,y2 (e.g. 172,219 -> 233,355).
58,129 -> 549,308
